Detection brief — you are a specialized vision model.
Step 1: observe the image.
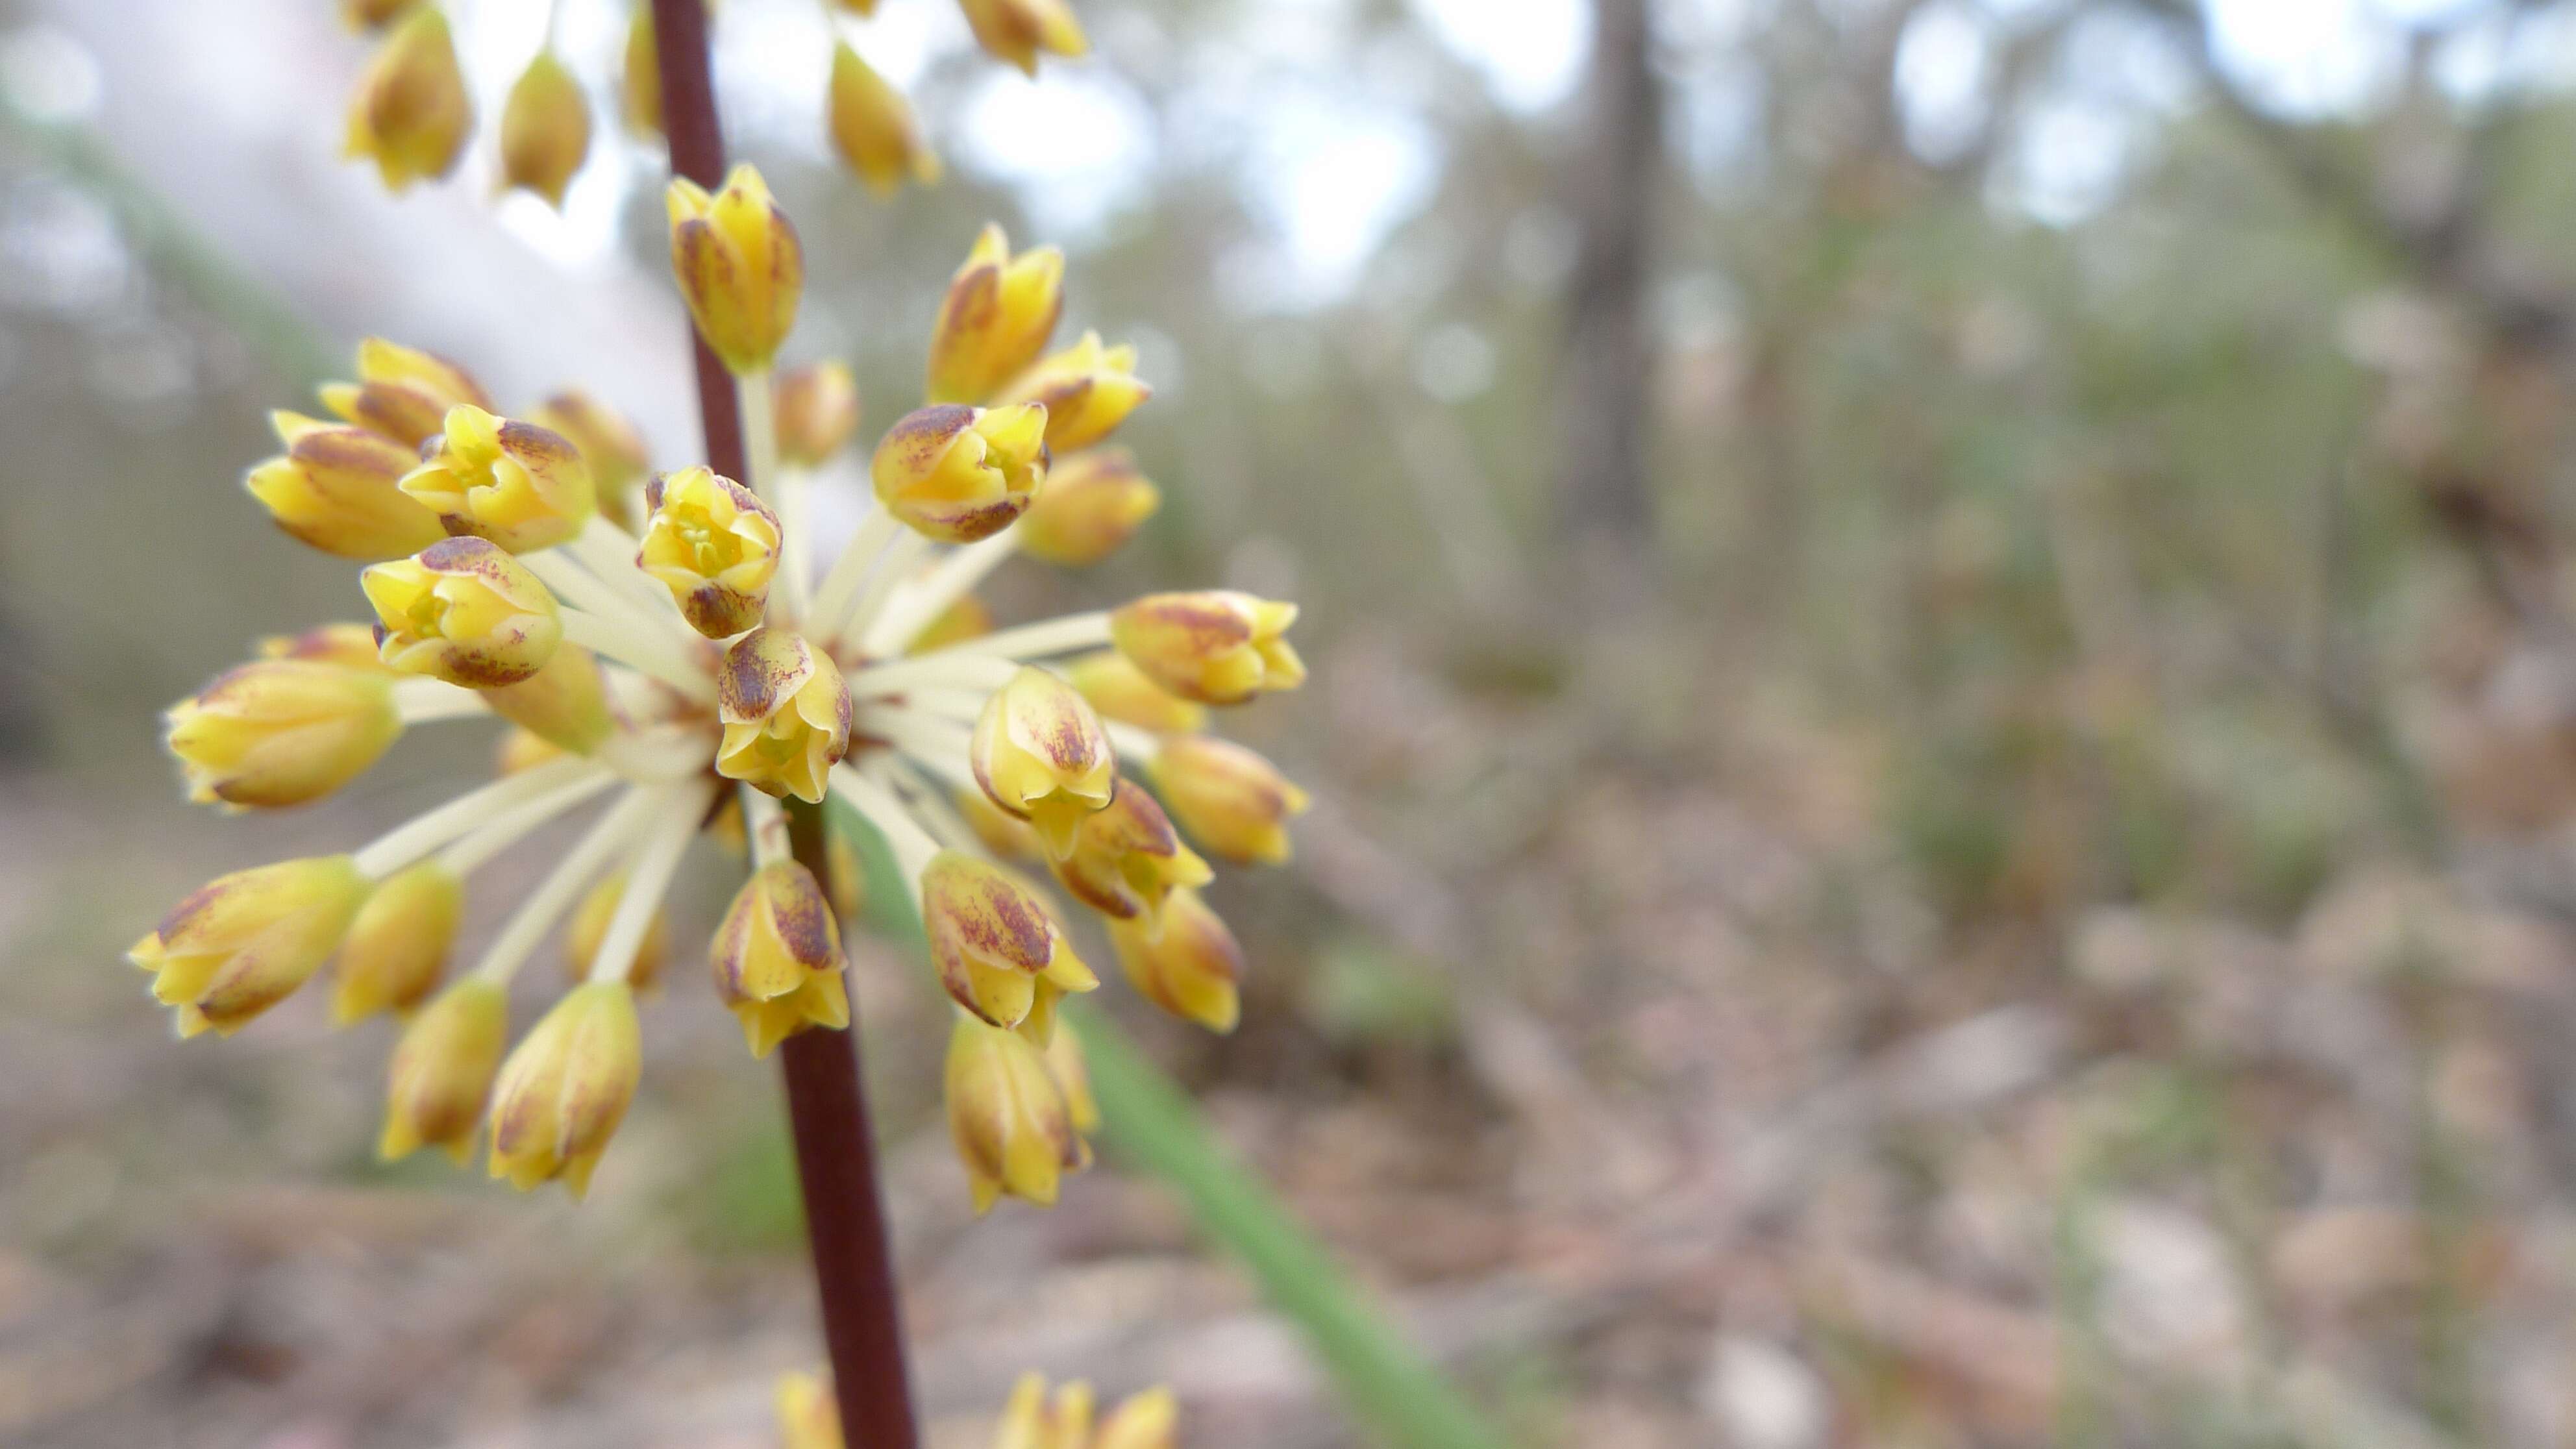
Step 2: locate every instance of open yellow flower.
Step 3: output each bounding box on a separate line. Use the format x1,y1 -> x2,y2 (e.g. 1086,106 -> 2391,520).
399,404 -> 597,553
872,402 -> 1052,543
638,467 -> 780,638
362,537 -> 563,687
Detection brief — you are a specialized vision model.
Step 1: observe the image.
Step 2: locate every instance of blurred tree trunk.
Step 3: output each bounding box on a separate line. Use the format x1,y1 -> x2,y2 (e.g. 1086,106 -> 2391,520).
1554,0 -> 1661,576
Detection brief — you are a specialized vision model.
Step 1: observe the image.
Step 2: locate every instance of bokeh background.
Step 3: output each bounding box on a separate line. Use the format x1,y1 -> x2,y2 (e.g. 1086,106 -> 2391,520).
12,0 -> 2576,1444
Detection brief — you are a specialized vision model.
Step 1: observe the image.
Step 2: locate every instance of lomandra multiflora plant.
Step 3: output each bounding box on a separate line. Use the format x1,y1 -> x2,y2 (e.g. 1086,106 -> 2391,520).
133,1 -> 1305,1441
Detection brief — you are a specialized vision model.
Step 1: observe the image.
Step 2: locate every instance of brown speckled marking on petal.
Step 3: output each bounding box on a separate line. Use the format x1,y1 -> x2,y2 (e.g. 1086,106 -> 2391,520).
767,867 -> 839,969
956,873 -> 1050,972
496,418 -> 580,470
641,472 -> 670,512
1141,595 -> 1252,650
934,495 -> 1030,543
156,876 -> 234,943
882,404 -> 976,473
292,426 -> 412,480
942,266 -> 1000,340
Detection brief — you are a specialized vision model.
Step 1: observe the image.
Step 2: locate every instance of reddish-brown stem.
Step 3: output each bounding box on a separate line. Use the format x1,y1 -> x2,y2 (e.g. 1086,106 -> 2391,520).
649,3 -> 921,1444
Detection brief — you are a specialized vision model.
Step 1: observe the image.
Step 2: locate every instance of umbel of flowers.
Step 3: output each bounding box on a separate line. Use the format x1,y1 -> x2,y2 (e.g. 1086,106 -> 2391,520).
138,164 -> 1307,1207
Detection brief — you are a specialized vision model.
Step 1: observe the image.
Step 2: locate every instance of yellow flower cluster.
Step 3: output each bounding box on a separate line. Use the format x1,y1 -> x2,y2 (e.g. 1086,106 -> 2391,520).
778,1369 -> 1176,1449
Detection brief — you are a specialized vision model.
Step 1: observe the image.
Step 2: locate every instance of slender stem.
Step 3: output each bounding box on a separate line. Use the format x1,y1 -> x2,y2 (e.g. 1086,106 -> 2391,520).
859,528 -> 1022,656
393,677 -> 489,723
651,3 -> 921,1441
811,504 -> 900,641
351,756 -> 604,878
841,530 -> 932,656
436,769 -> 622,876
586,780 -> 713,985
560,608 -> 716,701
469,785 -> 662,985
926,609 -> 1111,661
844,651 -> 1022,699
830,763 -> 945,880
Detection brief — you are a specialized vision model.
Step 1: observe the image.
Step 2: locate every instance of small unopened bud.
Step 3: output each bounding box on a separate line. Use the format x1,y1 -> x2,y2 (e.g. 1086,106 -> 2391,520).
261,621 -> 397,672
638,467 -> 780,638
496,726 -> 567,776
775,360 -> 863,469
921,850 -> 1097,1028
972,665 -> 1116,857
481,645 -> 613,754
165,660 -> 401,810
246,415 -> 446,560
945,1013 -> 1085,1213
1110,591 -> 1305,706
1096,1387 -> 1181,1449
128,855 -> 369,1039
712,861 -> 851,1058
318,337 -> 492,449
334,860 -> 462,1024
562,872 -> 674,991
400,404 -> 597,552
828,42 -> 941,196
667,163 -> 804,377
343,6 -> 471,192
529,390 -> 649,525
499,51 -> 591,208
1110,887 -> 1242,1033
716,628 -> 852,802
1051,778 -> 1212,923
363,538 -> 563,687
1018,449 -> 1160,567
998,333 -> 1150,453
1065,649 -> 1207,734
960,0 -> 1090,77
1149,736 -> 1310,865
828,831 -> 866,923
487,980 -> 641,1196
378,977 -> 506,1162
776,1371 -> 842,1449
872,402 -> 1050,543
621,6 -> 664,136
926,224 -> 1064,406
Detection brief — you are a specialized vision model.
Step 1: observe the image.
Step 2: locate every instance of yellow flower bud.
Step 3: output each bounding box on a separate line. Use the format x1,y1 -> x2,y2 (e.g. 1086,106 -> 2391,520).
344,5 -> 471,192
378,977 -> 506,1163
334,860 -> 462,1024
1109,888 -> 1241,1033
945,1013 -> 1085,1213
957,785 -> 1044,859
971,665 -> 1117,857
1094,1388 -> 1179,1449
621,6 -> 664,137
712,861 -> 851,1057
1065,649 -> 1206,734
529,390 -> 650,526
1018,449 -> 1160,567
667,163 -> 804,377
1043,1024 -> 1100,1137
487,980 -> 641,1196
400,404 -> 597,552
496,725 -> 568,776
261,621 -> 399,673
872,402 -> 1051,544
776,1371 -> 842,1449
638,467 -> 780,638
128,855 -> 370,1039
318,337 -> 493,449
911,594 -> 995,654
363,538 -> 564,687
828,42 -> 941,197
1148,736 -> 1310,865
716,628 -> 852,802
926,224 -> 1064,405
828,831 -> 867,923
342,0 -> 419,31
245,416 -> 447,560
1050,778 -> 1211,923
998,334 -> 1150,453
561,871 -> 673,991
775,360 -> 863,469
921,850 -> 1098,1028
995,1374 -> 1078,1449
164,660 -> 402,810
1109,591 -> 1305,706
481,645 -> 613,754
499,51 -> 591,208
959,0 -> 1090,78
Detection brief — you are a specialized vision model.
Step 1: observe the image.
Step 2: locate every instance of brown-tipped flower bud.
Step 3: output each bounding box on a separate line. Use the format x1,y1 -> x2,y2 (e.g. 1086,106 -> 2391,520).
712,861 -> 851,1058
910,594 -> 995,654
480,645 -> 613,754
164,660 -> 402,810
873,402 -> 1051,544
128,855 -> 370,1039
926,224 -> 1064,405
667,163 -> 804,377
1109,887 -> 1242,1034
960,0 -> 1091,77
1017,449 -> 1160,567
343,6 -> 471,192
1065,649 -> 1207,734
499,51 -> 591,208
261,621 -> 399,673
246,414 -> 447,560
487,980 -> 641,1196
638,467 -> 780,638
333,860 -> 462,1024
400,404 -> 597,552
561,871 -> 675,991
828,42 -> 941,197
1109,591 -> 1305,706
774,360 -> 863,469
716,628 -> 852,802
1149,736 -> 1311,865
971,665 -> 1117,858
529,390 -> 649,526
920,850 -> 1097,1029
317,337 -> 493,449
362,538 -> 563,687
1050,777 -> 1212,923
378,977 -> 506,1163
998,333 -> 1150,453
945,1013 -> 1086,1213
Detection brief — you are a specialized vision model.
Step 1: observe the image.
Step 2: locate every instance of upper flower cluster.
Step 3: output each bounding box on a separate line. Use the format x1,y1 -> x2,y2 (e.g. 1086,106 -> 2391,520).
140,165 -> 1307,1209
